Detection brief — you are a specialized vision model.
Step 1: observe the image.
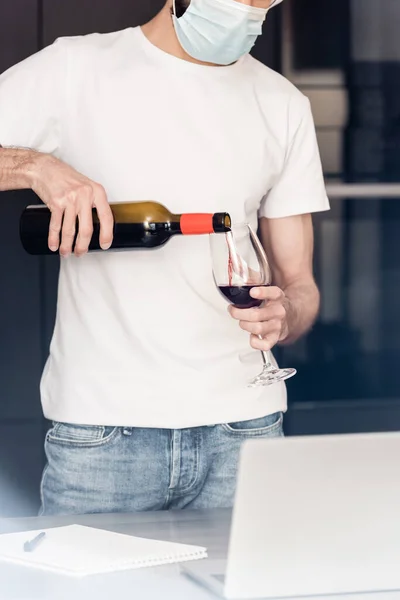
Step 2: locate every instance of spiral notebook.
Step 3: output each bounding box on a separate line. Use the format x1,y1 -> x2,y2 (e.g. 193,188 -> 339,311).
0,524 -> 207,577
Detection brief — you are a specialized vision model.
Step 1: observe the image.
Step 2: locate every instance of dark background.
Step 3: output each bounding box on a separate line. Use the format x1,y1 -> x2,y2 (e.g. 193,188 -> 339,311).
1,0 -> 400,518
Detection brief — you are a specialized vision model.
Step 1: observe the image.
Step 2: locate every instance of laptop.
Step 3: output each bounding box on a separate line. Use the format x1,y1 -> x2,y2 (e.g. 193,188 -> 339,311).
182,432 -> 400,599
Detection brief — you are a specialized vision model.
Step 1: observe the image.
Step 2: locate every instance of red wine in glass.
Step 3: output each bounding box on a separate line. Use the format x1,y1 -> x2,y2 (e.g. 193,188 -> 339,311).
218,284 -> 270,309
210,224 -> 296,387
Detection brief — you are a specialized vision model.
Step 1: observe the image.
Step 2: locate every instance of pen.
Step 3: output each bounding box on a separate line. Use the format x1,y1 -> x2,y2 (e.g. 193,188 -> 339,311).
23,531 -> 46,553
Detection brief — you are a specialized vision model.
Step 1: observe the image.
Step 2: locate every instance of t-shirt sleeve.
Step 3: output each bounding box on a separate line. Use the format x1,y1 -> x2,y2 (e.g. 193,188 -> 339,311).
259,95 -> 330,219
0,38 -> 67,155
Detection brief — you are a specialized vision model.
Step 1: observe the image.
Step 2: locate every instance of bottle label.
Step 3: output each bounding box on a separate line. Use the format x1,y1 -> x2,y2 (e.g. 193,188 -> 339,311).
180,214 -> 214,235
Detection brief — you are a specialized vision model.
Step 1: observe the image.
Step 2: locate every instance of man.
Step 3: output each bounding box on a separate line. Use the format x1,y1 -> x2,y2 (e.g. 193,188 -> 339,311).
0,0 -> 329,515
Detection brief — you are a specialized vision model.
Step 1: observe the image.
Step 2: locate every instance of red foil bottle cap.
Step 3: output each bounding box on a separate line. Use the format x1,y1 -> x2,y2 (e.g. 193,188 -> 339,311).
180,214 -> 214,235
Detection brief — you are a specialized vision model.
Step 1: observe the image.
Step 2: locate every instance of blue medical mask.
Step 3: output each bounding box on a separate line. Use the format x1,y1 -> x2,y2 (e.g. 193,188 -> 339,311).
172,0 -> 283,66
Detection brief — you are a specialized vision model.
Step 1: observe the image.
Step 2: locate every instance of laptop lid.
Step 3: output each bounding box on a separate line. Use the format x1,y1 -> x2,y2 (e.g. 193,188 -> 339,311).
224,432 -> 400,599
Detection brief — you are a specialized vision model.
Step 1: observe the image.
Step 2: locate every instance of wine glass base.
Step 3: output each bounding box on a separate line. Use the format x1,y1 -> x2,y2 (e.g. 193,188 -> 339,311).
248,367 -> 297,388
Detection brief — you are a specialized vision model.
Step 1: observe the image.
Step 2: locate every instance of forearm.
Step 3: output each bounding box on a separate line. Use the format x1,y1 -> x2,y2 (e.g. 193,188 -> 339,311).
0,146 -> 44,191
280,279 -> 320,345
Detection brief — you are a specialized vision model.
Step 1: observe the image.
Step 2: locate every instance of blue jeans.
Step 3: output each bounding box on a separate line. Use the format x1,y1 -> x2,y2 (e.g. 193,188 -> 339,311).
40,412 -> 283,515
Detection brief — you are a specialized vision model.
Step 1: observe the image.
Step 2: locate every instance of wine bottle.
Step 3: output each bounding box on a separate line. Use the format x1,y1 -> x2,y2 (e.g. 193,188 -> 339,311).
20,200 -> 231,255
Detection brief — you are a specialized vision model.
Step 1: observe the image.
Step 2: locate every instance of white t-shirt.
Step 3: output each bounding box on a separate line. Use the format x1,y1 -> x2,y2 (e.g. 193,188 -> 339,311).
0,27 -> 329,428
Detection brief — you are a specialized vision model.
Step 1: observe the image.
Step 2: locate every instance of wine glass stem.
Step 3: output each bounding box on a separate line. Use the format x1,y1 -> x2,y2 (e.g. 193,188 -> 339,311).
260,350 -> 273,371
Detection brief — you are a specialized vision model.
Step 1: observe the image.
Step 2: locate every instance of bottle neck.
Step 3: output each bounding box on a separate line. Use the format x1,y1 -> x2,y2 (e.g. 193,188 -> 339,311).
178,213 -> 215,235
177,212 -> 231,235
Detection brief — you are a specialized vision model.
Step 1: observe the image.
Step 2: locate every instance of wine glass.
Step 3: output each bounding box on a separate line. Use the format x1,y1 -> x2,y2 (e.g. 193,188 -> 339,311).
210,223 -> 296,387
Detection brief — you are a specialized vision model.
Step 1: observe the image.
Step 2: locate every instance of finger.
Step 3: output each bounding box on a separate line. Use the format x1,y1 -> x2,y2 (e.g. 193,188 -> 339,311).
93,186 -> 114,250
74,204 -> 94,256
250,286 -> 284,302
229,302 -> 286,323
59,206 -> 77,257
240,318 -> 283,338
250,332 -> 280,352
48,208 -> 63,252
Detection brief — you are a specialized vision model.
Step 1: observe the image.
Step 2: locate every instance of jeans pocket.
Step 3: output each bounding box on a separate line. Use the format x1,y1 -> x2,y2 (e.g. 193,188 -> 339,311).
221,412 -> 283,437
46,422 -> 119,448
